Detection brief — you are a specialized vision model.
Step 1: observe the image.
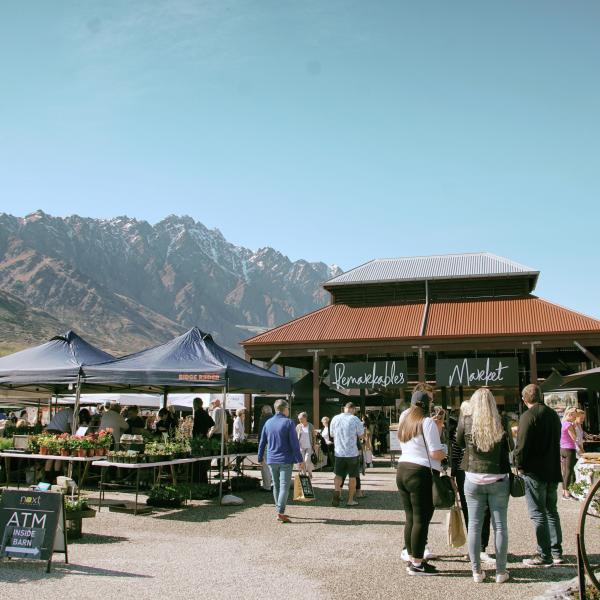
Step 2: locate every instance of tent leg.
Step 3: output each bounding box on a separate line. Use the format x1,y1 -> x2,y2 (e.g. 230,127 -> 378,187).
161,390 -> 168,410
71,374 -> 82,435
219,385 -> 227,505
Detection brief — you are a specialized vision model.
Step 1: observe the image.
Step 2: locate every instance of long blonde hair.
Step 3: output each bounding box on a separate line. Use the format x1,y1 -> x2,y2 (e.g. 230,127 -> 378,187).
468,388 -> 504,452
398,406 -> 425,442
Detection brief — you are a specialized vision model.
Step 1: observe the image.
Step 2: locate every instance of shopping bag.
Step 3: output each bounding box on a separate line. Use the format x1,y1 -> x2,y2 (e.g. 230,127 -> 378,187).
446,504 -> 466,548
293,473 -> 315,502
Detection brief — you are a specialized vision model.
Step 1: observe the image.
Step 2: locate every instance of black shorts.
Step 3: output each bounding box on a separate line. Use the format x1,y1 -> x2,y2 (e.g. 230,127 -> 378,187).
334,456 -> 360,479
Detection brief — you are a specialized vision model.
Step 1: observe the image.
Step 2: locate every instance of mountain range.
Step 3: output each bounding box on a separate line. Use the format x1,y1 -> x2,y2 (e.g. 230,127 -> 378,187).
0,211 -> 341,356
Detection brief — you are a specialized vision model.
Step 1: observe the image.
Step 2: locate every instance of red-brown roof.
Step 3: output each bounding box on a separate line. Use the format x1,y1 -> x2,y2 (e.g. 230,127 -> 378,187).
243,296 -> 600,346
427,297 -> 600,337
243,303 -> 424,345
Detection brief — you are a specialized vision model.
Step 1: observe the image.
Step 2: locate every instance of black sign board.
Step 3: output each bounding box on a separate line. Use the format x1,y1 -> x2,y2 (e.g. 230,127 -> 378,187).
436,357 -> 519,388
299,473 -> 315,499
329,361 -> 408,390
0,490 -> 68,572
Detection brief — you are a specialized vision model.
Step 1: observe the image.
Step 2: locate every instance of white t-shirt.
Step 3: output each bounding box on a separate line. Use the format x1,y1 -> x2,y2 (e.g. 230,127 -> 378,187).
321,426 -> 332,444
233,416 -> 246,442
398,415 -> 446,471
330,413 -> 365,458
100,410 -> 129,450
465,472 -> 508,485
299,425 -> 311,450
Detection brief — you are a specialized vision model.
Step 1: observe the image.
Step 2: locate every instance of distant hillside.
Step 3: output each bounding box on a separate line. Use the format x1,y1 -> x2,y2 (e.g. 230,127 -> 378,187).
0,289 -> 68,356
0,211 -> 341,354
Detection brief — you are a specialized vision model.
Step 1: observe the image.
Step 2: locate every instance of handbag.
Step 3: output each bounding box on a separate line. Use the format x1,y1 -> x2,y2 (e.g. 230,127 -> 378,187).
422,432 -> 455,509
510,469 -> 526,497
447,501 -> 466,548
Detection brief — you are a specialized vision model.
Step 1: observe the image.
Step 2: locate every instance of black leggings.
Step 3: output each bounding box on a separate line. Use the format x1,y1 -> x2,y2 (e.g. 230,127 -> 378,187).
396,462 -> 434,560
561,448 -> 577,492
455,469 -> 491,551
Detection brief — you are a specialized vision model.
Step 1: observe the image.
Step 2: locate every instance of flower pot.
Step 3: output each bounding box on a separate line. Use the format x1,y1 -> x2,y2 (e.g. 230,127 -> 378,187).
60,448 -> 69,457
71,449 -> 78,457
87,448 -> 94,457
76,448 -> 87,458
39,446 -> 48,455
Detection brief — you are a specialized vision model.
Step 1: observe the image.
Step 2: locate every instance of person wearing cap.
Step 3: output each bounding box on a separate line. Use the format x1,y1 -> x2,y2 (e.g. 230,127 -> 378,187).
329,402 -> 365,507
396,389 -> 447,576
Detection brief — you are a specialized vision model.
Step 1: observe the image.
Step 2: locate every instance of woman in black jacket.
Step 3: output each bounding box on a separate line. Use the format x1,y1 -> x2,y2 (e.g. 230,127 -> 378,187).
456,388 -> 510,585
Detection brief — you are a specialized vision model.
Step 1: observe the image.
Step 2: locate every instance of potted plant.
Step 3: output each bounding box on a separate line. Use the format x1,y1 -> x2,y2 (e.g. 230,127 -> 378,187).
96,430 -> 112,455
146,484 -> 185,508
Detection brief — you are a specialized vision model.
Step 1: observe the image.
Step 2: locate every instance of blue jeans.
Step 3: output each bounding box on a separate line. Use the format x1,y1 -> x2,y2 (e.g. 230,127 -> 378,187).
523,475 -> 563,561
269,463 -> 293,514
464,477 -> 510,573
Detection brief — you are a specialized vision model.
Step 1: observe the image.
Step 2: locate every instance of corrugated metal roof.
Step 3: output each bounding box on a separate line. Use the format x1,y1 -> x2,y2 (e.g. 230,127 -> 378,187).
426,297 -> 600,337
243,296 -> 600,346
243,303 -> 424,345
325,252 -> 539,286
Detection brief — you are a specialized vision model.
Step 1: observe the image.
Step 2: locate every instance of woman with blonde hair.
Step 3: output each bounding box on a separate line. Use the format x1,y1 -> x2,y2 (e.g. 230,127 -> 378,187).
396,390 -> 447,576
560,406 -> 579,499
296,412 -> 317,479
456,388 -> 510,584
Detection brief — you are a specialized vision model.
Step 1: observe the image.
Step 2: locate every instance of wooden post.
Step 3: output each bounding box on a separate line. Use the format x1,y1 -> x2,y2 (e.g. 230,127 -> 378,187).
418,348 -> 426,382
312,351 -> 320,426
529,342 -> 540,384
244,353 -> 253,433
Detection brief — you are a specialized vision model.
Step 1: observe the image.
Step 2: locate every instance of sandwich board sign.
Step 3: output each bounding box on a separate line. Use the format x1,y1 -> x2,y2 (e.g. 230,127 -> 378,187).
0,490 -> 68,572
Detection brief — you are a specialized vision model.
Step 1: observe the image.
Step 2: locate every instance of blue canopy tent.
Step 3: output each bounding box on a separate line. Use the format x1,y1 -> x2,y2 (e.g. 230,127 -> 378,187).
0,331 -> 115,433
83,327 -> 291,394
84,327 -> 291,501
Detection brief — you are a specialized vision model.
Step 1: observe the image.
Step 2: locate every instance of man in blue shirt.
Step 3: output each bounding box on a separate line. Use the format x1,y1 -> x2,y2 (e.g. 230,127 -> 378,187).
258,399 -> 304,523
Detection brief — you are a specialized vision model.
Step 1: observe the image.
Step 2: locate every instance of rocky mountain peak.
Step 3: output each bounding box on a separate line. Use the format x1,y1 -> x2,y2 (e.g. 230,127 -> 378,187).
0,212 -> 341,354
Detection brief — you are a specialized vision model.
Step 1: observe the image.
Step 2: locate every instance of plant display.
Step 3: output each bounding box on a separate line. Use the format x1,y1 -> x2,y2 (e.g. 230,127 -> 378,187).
180,482 -> 221,500
229,475 -> 261,492
0,438 -> 13,450
230,440 -> 259,454
64,497 -> 89,512
146,484 -> 185,508
27,430 -> 114,456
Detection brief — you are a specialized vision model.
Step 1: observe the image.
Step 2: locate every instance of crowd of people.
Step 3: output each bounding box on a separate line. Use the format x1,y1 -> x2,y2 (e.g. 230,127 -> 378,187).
257,382 -> 576,585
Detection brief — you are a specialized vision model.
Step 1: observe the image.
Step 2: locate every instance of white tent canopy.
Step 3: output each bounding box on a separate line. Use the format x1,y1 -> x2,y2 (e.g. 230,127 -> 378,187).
55,392 -> 247,411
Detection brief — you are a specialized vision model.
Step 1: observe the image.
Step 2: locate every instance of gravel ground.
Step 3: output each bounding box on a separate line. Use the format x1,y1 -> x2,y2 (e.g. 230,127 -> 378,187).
0,462 -> 595,600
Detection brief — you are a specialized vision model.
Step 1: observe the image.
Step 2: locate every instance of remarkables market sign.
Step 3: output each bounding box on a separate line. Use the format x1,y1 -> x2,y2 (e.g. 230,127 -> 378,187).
436,357 -> 519,388
329,360 -> 408,390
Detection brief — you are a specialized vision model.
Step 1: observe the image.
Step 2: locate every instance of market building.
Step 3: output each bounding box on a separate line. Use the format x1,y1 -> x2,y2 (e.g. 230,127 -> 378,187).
242,253 -> 600,428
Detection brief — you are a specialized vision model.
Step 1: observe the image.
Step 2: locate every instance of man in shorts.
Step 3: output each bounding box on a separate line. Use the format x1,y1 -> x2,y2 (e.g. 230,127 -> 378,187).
330,402 -> 365,507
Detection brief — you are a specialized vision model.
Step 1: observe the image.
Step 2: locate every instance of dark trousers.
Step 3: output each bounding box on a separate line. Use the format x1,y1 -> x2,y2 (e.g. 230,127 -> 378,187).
523,475 -> 563,561
560,448 -> 577,492
455,469 -> 491,551
396,462 -> 434,560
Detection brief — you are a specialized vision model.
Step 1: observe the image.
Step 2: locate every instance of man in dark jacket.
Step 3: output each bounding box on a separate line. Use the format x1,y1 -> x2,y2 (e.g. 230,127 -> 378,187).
514,384 -> 563,567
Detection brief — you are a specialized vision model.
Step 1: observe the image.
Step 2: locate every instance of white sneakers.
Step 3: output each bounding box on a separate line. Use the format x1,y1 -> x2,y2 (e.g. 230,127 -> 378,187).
480,551 -> 496,564
472,571 -> 485,583
496,572 -> 510,584
401,547 -> 435,562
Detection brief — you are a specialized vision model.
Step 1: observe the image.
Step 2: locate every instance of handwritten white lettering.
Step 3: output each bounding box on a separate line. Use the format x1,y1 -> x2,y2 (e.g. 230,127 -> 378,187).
447,358 -> 510,387
332,361 -> 405,389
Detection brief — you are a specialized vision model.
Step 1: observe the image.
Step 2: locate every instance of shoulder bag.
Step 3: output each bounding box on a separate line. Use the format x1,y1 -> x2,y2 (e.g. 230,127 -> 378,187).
509,468 -> 526,497
422,432 -> 455,509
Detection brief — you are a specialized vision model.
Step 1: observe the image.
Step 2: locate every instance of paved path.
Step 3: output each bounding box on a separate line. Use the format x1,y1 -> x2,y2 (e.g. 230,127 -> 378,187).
1,463 -> 595,599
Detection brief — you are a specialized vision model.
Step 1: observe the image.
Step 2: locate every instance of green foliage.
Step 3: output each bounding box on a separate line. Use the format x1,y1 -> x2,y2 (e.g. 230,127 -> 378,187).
179,482 -> 222,500
146,484 -> 185,507
64,497 -> 89,512
229,475 -> 260,492
0,438 -> 13,450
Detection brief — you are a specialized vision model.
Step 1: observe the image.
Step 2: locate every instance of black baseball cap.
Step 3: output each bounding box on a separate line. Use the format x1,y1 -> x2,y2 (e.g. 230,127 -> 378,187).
411,390 -> 430,410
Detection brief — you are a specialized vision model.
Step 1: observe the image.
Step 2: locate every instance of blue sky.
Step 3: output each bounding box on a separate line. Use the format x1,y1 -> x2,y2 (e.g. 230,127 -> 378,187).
1,1 -> 599,317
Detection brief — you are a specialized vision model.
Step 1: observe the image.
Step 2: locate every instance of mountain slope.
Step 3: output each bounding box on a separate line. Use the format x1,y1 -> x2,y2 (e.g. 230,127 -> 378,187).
0,211 -> 341,354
